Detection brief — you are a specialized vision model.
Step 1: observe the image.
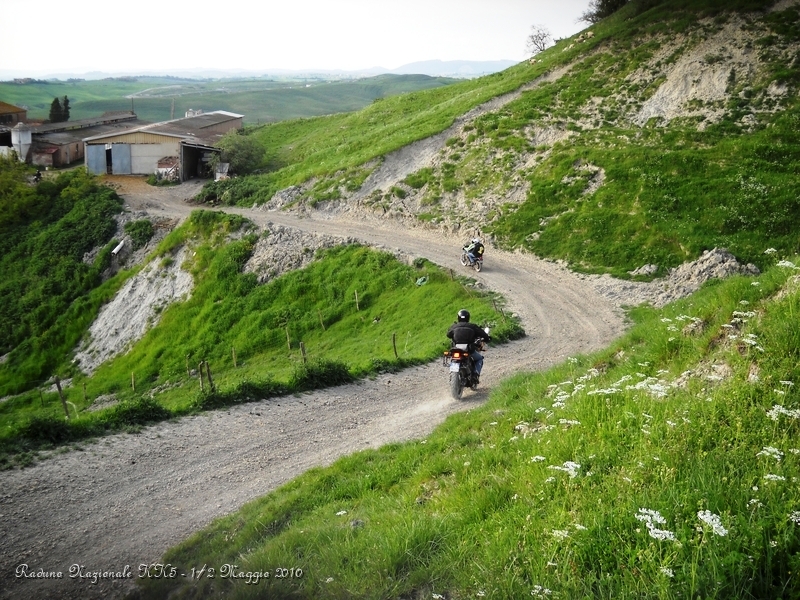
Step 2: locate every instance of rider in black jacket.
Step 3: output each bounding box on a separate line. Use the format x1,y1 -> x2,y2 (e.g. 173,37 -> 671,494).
446,309 -> 491,383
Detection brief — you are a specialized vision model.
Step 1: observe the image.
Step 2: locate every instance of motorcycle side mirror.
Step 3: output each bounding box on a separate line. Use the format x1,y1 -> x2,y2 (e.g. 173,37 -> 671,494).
484,327 -> 491,335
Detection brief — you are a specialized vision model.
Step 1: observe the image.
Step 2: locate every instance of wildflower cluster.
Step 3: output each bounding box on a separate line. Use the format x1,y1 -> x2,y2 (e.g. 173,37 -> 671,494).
548,461 -> 581,479
635,508 -> 677,542
697,510 -> 728,537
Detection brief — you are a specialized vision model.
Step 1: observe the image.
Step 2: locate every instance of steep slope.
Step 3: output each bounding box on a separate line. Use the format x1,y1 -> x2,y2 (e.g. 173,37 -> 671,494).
259,0 -> 799,275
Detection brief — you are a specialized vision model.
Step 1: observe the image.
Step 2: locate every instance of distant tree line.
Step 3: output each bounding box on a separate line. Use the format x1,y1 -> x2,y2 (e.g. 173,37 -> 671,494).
48,95 -> 71,123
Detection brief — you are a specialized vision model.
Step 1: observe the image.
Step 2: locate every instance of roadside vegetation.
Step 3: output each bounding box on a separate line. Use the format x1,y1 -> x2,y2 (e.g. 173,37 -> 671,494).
141,256 -> 800,600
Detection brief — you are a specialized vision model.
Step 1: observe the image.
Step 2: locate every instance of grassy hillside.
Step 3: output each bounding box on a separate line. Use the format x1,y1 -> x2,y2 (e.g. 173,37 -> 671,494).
200,0 -> 800,277
0,74 -> 460,124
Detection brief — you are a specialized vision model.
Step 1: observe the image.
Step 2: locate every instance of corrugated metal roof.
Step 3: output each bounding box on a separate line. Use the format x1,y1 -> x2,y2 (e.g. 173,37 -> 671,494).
36,118 -> 149,145
33,112 -> 139,134
84,110 -> 243,146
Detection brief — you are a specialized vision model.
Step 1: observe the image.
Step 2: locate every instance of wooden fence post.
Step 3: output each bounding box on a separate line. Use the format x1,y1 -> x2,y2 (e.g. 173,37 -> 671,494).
54,376 -> 69,419
300,341 -> 307,364
131,372 -> 136,392
285,326 -> 291,350
198,362 -> 205,392
83,382 -> 87,403
232,346 -> 237,368
318,309 -> 326,330
205,361 -> 215,393
354,290 -> 360,311
392,332 -> 398,359
186,354 -> 190,377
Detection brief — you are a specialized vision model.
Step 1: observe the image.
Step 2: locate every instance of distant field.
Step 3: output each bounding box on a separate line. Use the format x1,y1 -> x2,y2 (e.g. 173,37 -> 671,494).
0,74 -> 461,124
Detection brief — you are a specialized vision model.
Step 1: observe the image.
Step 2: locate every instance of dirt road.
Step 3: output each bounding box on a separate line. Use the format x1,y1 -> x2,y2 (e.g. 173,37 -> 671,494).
0,178 -> 627,600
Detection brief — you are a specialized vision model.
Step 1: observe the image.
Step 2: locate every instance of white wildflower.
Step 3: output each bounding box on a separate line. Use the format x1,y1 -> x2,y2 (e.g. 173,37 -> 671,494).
531,585 -> 553,597
545,477 -> 556,483
336,510 -> 347,516
531,455 -> 547,462
660,567 -> 674,578
764,474 -> 786,482
777,260 -> 799,269
789,511 -> 800,525
548,461 -> 581,478
636,508 -> 667,525
559,419 -> 581,426
767,404 -> 800,421
326,577 -> 334,583
764,248 -> 777,254
551,529 -> 570,540
697,510 -> 729,536
756,446 -> 784,461
748,499 -> 763,508
780,380 -> 794,387
574,523 -> 588,530
636,508 -> 678,542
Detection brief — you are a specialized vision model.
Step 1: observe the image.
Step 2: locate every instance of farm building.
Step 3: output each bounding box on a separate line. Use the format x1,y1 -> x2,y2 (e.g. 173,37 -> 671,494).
0,102 -> 28,157
83,110 -> 243,181
29,112 -> 142,168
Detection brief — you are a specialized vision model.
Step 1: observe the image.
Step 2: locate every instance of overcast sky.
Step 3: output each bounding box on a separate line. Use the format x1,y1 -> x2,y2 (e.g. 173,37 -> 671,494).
3,0 -> 591,77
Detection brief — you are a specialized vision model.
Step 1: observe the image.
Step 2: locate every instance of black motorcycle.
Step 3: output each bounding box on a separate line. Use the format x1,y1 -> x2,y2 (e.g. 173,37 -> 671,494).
460,247 -> 483,272
442,329 -> 489,400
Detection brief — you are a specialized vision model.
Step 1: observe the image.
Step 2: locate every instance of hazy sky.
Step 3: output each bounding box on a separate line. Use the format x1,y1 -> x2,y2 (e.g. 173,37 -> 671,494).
3,0 -> 591,77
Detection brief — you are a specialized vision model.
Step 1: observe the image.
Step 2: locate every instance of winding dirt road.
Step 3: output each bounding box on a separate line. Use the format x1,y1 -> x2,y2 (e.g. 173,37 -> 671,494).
0,179 -> 627,600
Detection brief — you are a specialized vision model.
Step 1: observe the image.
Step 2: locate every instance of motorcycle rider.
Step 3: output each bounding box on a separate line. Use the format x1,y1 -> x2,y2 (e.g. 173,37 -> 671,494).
446,309 -> 491,384
463,238 -> 485,266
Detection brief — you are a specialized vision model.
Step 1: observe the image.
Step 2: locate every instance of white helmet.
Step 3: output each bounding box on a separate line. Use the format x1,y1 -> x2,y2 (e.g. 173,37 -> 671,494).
472,237 -> 480,244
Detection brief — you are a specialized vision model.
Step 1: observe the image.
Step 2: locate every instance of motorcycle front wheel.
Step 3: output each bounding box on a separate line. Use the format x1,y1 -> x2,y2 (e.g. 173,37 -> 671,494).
450,372 -> 463,400
460,252 -> 469,267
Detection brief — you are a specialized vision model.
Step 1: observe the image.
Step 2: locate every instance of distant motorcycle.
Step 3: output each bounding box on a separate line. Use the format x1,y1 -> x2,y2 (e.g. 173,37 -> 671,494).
460,247 -> 483,272
442,328 -> 489,400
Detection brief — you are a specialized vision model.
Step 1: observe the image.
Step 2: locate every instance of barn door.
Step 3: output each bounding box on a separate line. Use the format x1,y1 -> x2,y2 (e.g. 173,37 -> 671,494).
86,145 -> 106,175
111,144 -> 132,174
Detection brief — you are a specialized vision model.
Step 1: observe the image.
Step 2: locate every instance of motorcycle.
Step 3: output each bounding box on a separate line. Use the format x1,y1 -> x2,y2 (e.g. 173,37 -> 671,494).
442,328 -> 489,400
461,247 -> 483,272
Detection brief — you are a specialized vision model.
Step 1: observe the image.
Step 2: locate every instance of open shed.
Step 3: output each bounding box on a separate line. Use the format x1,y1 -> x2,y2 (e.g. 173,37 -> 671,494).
83,110 -> 243,181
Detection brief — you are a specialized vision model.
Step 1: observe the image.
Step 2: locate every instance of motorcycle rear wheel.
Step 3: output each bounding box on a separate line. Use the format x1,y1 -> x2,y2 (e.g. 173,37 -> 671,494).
450,372 -> 463,400
473,260 -> 482,272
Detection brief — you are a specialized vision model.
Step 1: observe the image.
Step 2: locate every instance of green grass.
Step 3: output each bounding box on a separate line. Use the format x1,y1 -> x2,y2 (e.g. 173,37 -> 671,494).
138,257 -> 800,600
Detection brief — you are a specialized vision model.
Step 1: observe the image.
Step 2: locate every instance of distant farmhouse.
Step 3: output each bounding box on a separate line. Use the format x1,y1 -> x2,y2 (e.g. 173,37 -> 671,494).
0,104 -> 242,182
